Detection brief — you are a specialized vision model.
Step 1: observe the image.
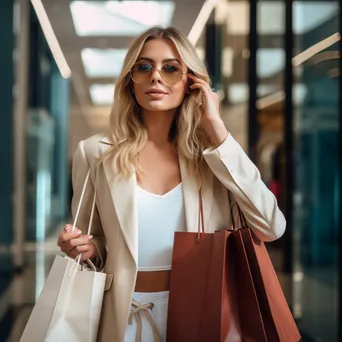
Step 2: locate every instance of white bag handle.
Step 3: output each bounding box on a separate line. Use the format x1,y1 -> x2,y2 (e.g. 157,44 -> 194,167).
71,170 -> 96,236
70,169 -> 97,268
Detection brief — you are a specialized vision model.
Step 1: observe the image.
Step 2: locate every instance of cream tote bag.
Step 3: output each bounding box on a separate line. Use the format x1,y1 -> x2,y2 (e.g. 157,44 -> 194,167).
20,170 -> 106,342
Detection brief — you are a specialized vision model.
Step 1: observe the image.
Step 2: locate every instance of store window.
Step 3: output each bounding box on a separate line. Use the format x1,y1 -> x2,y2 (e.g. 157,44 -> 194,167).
253,1 -> 340,340
292,1 -> 340,340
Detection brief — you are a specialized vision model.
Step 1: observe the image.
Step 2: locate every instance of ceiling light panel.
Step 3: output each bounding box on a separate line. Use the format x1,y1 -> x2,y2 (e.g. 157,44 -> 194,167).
70,1 -> 175,36
81,48 -> 127,78
90,84 -> 115,105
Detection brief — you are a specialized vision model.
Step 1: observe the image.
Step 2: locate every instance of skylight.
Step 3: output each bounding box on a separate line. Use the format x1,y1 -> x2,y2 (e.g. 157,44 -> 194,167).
70,1 -> 176,36
90,84 -> 115,105
81,48 -> 127,78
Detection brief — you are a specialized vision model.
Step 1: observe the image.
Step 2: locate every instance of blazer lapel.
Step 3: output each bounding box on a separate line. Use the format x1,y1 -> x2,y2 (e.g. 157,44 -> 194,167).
99,137 -> 138,265
179,155 -> 213,233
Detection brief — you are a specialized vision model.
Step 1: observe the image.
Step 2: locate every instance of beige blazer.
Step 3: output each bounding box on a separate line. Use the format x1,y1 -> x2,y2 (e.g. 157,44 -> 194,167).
71,133 -> 286,342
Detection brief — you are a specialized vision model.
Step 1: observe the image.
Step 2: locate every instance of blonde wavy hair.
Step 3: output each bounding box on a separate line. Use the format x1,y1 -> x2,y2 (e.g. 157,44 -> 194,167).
105,26 -> 212,183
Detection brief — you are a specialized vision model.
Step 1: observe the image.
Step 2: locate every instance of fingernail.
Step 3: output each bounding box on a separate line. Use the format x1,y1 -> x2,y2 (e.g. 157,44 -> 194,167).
65,225 -> 72,232
76,229 -> 82,234
88,235 -> 93,240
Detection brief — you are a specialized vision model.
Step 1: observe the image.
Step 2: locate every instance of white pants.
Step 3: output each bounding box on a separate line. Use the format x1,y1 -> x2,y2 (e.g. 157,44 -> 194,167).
124,291 -> 169,342
124,290 -> 242,342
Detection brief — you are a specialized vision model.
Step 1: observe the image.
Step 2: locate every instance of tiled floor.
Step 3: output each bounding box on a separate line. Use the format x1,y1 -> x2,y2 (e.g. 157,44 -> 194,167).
269,248 -> 339,341
295,268 -> 338,342
0,235 -> 59,342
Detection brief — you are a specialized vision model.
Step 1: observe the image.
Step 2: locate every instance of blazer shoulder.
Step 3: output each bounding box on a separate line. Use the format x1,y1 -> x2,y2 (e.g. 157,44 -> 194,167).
82,133 -> 112,163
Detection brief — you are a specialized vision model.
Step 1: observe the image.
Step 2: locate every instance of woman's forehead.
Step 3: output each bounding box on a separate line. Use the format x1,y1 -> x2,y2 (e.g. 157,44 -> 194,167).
138,39 -> 184,65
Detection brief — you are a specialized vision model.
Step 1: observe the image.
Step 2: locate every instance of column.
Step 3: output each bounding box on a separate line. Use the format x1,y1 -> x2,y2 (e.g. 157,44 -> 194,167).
0,0 -> 14,245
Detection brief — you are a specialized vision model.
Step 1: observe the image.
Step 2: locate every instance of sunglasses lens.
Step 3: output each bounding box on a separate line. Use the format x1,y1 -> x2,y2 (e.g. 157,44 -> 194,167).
131,63 -> 152,83
131,62 -> 183,85
161,64 -> 183,85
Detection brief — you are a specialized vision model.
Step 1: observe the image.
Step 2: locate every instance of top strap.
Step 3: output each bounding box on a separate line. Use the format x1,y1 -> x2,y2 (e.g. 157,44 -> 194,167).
232,202 -> 248,230
197,189 -> 205,242
71,169 -> 97,236
71,169 -> 97,267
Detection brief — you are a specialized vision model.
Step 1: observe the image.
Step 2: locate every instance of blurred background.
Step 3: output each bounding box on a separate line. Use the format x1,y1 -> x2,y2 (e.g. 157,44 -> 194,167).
0,0 -> 340,341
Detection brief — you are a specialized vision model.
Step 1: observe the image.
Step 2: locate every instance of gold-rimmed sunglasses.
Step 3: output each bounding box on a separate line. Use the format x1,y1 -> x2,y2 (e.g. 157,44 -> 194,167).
130,61 -> 188,86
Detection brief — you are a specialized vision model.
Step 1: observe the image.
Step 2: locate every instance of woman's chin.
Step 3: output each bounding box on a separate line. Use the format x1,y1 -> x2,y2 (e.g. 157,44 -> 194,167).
141,102 -> 179,112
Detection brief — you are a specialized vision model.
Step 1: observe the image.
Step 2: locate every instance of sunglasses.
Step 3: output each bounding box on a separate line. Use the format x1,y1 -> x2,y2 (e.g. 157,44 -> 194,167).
130,62 -> 188,86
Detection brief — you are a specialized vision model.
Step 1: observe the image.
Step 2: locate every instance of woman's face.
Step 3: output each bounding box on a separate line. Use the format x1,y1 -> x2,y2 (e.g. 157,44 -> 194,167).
131,38 -> 189,113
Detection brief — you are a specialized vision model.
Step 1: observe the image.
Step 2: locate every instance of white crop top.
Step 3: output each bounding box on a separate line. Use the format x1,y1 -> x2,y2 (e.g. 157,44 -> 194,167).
137,183 -> 186,271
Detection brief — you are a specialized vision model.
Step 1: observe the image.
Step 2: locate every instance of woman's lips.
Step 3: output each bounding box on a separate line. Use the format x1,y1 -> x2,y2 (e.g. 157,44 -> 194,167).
145,92 -> 167,99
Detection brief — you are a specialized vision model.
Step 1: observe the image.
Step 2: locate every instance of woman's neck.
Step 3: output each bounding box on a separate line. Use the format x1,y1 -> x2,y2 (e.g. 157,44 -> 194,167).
141,109 -> 177,146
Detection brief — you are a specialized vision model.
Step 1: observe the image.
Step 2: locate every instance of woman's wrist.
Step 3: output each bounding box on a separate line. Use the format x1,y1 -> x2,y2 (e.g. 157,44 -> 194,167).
204,118 -> 229,147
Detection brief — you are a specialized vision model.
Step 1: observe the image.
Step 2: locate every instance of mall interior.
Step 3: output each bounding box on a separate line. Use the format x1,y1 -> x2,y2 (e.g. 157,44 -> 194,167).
0,0 -> 341,341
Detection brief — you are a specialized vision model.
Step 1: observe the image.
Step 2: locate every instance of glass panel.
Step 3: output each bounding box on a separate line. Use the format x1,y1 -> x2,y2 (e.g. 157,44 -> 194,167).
257,48 -> 285,78
256,1 -> 286,230
221,0 -> 250,150
257,1 -> 285,34
26,110 -> 55,242
292,1 -> 340,340
293,2 -> 338,34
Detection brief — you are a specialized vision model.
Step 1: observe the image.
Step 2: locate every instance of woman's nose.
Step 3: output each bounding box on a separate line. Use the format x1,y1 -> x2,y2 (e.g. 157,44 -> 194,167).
150,69 -> 163,83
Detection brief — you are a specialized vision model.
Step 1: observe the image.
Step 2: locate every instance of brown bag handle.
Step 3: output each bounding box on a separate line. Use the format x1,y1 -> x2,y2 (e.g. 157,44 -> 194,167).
197,190 -> 248,240
197,189 -> 205,242
232,200 -> 248,230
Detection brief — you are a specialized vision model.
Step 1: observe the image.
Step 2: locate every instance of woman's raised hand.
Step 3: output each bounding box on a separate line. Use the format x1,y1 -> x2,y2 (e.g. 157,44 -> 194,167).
57,224 -> 97,262
188,73 -> 228,147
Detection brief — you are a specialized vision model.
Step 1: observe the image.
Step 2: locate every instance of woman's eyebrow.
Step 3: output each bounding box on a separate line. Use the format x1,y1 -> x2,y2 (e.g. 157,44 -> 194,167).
137,57 -> 181,64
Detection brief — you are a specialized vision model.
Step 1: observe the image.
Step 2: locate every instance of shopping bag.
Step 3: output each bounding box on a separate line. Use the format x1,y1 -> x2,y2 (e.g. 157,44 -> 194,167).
166,192 -> 300,342
166,194 -> 240,342
20,256 -> 106,342
231,228 -> 301,341
166,229 -> 240,342
20,170 -> 106,342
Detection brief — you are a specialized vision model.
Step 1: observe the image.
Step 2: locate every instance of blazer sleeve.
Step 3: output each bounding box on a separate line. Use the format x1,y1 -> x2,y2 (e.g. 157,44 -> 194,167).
203,134 -> 286,242
72,141 -> 107,270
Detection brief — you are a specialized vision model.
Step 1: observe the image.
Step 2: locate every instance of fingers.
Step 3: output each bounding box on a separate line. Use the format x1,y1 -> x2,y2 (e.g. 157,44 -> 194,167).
60,235 -> 93,253
188,74 -> 212,92
64,224 -> 73,232
189,82 -> 211,93
67,241 -> 96,261
67,244 -> 91,259
57,224 -> 96,261
57,229 -> 82,246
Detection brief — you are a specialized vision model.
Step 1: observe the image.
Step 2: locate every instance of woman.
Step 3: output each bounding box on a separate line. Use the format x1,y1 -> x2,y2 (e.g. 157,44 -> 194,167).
58,26 -> 286,342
